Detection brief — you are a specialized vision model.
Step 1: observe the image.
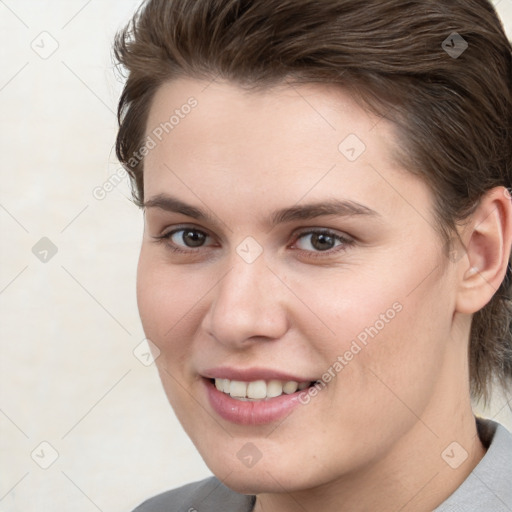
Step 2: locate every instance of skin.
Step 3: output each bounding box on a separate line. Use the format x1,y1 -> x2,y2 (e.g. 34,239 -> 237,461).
137,77 -> 512,512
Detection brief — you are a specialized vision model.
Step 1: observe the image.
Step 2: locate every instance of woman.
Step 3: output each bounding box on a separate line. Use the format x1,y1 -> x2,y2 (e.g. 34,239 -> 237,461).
115,0 -> 512,510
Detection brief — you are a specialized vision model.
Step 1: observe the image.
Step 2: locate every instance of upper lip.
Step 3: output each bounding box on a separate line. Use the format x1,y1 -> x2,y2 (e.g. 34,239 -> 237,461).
201,366 -> 317,382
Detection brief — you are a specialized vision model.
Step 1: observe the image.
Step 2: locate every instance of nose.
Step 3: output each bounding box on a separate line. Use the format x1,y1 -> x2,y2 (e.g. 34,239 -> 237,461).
202,253 -> 289,349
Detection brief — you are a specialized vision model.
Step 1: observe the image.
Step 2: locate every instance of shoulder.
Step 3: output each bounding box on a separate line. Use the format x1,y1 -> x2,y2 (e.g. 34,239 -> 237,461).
434,419 -> 512,512
131,476 -> 255,512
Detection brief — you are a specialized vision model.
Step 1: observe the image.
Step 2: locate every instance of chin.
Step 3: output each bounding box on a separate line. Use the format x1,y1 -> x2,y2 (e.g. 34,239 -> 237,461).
215,468 -> 296,495
202,449 -> 324,495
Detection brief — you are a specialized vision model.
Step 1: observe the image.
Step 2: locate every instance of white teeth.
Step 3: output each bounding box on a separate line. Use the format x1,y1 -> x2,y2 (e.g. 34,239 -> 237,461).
229,380 -> 247,398
283,381 -> 298,394
283,380 -> 299,395
214,378 -> 311,400
247,380 -> 267,399
266,379 -> 284,398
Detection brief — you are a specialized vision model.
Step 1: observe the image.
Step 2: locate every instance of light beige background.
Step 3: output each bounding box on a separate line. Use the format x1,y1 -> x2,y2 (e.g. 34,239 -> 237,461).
1,1 -> 511,511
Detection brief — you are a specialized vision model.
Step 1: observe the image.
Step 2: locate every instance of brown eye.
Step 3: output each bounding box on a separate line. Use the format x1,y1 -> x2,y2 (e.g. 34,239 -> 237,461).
295,230 -> 345,252
310,232 -> 336,251
170,229 -> 208,248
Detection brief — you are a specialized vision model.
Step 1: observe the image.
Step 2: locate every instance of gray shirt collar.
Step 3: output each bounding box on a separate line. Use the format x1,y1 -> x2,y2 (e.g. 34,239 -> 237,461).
434,418 -> 512,511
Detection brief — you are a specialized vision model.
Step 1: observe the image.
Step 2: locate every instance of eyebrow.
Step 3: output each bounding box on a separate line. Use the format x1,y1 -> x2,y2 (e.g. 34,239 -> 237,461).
143,193 -> 380,227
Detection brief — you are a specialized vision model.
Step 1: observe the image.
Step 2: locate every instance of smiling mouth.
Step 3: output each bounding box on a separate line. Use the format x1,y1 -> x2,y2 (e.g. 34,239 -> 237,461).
211,378 -> 318,400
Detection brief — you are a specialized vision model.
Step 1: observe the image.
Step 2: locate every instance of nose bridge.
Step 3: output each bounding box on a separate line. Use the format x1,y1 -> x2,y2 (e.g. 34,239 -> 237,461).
205,250 -> 288,346
218,251 -> 273,318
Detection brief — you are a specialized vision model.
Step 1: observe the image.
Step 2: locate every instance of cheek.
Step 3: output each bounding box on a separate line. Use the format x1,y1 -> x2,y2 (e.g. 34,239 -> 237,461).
136,251 -> 204,410
282,261 -> 407,361
376,280 -> 453,389
296,251 -> 453,409
136,248 -> 202,343
333,272 -> 452,428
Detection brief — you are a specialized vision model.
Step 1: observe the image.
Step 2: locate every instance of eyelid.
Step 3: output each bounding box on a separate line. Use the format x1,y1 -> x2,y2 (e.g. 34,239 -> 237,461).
291,227 -> 354,244
158,223 -> 214,240
292,226 -> 352,238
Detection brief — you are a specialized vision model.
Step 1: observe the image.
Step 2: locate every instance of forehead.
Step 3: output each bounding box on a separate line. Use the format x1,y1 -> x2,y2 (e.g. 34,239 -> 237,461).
143,78 -> 433,224
145,78 -> 382,160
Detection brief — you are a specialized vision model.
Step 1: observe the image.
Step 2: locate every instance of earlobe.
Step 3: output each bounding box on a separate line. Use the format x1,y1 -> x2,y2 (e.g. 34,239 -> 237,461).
455,187 -> 512,315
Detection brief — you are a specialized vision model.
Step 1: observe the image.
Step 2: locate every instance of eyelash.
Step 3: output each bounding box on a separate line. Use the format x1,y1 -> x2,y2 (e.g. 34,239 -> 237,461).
153,226 -> 355,258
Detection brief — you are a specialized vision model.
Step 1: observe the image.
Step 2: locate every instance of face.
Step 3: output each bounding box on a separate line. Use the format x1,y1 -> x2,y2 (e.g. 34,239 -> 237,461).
137,78 -> 461,493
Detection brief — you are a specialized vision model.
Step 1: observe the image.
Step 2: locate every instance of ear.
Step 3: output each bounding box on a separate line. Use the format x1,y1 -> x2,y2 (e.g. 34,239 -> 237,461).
455,187 -> 512,314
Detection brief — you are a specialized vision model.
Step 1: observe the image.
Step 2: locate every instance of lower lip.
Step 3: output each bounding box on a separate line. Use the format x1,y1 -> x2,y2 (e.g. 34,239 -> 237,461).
204,378 -> 307,425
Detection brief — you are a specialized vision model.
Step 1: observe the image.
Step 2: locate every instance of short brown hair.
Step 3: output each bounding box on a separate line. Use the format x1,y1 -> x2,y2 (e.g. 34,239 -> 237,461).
114,0 -> 512,402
